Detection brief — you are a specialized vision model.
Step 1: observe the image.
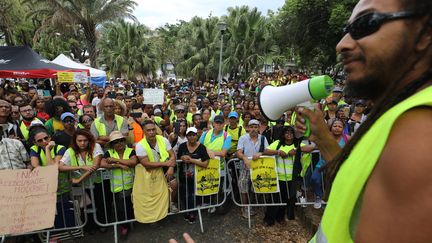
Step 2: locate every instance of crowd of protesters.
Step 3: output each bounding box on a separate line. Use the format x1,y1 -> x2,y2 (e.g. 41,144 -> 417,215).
0,71 -> 369,239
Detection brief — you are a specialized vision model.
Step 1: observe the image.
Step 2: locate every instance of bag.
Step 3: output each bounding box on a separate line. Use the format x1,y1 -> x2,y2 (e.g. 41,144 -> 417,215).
132,164 -> 169,223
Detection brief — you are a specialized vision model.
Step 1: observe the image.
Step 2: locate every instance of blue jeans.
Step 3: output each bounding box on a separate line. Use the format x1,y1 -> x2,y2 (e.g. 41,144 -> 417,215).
311,167 -> 323,198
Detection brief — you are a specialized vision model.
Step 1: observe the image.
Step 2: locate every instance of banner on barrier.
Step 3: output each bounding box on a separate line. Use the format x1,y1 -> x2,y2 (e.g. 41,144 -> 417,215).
250,156 -> 279,193
195,157 -> 220,196
0,164 -> 59,235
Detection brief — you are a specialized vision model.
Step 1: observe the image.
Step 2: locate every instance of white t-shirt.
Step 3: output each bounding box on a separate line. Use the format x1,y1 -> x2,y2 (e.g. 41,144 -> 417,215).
92,97 -> 103,117
61,143 -> 104,166
135,137 -> 172,161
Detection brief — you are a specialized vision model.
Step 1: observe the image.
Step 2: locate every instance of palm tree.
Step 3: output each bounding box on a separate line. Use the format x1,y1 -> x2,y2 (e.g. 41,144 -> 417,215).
32,0 -> 137,67
98,20 -> 158,79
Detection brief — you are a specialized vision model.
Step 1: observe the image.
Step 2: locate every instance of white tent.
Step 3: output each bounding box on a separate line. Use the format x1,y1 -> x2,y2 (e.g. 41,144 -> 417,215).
52,54 -> 106,86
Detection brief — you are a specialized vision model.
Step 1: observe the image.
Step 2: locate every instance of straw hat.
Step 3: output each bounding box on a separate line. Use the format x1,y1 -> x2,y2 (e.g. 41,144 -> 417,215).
109,131 -> 125,143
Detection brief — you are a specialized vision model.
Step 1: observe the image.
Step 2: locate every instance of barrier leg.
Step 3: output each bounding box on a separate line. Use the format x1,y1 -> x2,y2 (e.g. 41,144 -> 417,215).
45,231 -> 50,243
1,235 -> 5,243
113,224 -> 118,243
247,206 -> 251,229
198,209 -> 204,233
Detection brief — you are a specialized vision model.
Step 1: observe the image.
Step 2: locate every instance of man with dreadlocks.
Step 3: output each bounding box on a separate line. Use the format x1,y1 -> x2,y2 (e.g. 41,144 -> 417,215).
296,0 -> 432,242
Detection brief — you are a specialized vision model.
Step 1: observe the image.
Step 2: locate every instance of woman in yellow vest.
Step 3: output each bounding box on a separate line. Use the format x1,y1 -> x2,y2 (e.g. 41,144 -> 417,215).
263,126 -> 314,226
28,126 -> 74,228
59,129 -> 107,233
101,131 -> 137,238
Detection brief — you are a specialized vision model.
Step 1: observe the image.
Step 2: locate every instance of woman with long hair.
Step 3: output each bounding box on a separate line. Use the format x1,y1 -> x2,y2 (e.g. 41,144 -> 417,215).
263,126 -> 314,225
310,119 -> 349,209
59,129 -> 107,232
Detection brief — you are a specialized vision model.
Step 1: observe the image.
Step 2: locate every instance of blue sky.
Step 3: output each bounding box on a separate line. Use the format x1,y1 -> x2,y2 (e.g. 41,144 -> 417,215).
134,0 -> 285,29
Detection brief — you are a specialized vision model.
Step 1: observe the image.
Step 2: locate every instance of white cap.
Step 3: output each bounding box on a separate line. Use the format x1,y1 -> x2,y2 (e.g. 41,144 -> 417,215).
186,127 -> 198,134
30,119 -> 44,127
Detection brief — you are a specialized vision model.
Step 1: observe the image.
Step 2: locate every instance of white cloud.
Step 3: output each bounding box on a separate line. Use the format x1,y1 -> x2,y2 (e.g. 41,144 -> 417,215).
133,0 -> 284,29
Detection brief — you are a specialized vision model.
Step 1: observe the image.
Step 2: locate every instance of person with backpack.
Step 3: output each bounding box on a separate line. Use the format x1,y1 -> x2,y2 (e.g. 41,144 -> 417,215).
236,119 -> 269,218
310,119 -> 349,209
263,126 -> 314,225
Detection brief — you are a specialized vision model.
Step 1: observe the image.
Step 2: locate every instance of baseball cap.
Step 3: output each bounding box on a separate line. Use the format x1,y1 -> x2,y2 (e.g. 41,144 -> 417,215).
175,104 -> 185,111
186,127 -> 198,135
355,99 -> 366,106
60,112 -> 75,121
228,111 -> 239,119
154,108 -> 162,114
248,119 -> 260,126
213,115 -> 224,123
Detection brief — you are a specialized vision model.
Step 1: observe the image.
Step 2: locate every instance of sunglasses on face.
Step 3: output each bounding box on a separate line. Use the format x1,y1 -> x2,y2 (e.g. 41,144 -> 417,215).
36,136 -> 50,143
111,139 -> 125,145
343,11 -> 418,40
63,119 -> 75,124
176,110 -> 185,113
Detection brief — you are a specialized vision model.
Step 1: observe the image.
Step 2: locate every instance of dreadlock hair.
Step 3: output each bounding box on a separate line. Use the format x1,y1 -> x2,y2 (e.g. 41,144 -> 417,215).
44,97 -> 72,118
324,0 -> 432,198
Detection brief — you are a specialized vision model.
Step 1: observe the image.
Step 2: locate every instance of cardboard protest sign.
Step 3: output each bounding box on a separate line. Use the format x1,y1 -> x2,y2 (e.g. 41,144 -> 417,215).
0,164 -> 59,235
143,89 -> 164,105
250,156 -> 279,193
195,158 -> 220,196
57,71 -> 88,83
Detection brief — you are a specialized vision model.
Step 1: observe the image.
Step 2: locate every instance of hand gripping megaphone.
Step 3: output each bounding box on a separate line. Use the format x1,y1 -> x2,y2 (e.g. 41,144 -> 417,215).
258,75 -> 334,137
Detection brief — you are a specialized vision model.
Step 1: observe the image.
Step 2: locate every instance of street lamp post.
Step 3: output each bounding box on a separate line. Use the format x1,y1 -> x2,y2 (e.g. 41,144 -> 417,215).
217,22 -> 227,93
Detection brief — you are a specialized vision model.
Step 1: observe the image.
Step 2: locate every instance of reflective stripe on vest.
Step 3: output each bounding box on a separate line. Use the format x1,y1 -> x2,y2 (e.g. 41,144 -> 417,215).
67,148 -> 102,183
107,148 -> 134,193
138,135 -> 169,162
313,86 -> 432,242
94,115 -> 124,136
275,143 -> 295,181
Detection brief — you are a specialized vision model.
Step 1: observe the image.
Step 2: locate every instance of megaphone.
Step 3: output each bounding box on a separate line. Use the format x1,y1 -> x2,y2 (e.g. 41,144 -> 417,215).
258,75 -> 334,136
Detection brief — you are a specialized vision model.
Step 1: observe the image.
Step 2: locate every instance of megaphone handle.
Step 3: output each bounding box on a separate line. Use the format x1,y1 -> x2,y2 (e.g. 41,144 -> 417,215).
303,117 -> 311,137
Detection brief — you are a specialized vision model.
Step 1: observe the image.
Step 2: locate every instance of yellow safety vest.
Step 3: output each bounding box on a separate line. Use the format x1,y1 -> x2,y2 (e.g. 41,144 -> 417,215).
20,118 -> 42,140
311,86 -> 432,242
138,135 -> 169,162
67,148 -> 102,184
203,129 -> 228,169
107,148 -> 134,193
94,115 -> 124,136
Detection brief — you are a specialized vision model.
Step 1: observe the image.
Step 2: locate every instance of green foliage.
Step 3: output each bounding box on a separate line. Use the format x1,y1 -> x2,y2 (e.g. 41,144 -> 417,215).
98,20 -> 158,80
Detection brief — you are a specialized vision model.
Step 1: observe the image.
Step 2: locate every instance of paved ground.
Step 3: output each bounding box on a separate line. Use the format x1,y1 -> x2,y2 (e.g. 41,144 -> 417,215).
75,206 -> 310,243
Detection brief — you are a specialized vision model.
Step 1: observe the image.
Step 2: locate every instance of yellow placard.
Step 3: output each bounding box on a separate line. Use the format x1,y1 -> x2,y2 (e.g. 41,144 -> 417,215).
250,157 -> 279,193
195,158 -> 220,196
57,72 -> 75,82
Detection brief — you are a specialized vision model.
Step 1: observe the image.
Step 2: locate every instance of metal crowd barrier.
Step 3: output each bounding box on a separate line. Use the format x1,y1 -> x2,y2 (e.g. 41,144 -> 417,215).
1,181 -> 88,243
226,151 -> 327,228
88,159 -> 228,243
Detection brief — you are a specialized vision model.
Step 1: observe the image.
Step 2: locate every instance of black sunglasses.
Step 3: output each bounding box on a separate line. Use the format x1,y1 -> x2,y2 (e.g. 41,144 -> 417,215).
343,11 -> 418,40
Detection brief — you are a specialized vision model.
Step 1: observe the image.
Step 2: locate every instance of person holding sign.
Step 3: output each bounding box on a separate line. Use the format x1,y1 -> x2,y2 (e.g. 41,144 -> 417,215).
177,127 -> 210,224
236,119 -> 269,218
263,126 -> 314,225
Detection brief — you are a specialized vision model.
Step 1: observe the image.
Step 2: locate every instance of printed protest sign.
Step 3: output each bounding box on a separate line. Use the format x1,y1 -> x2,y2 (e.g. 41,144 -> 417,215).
143,89 -> 164,105
195,157 -> 220,196
57,71 -> 88,83
0,164 -> 59,235
250,156 -> 279,193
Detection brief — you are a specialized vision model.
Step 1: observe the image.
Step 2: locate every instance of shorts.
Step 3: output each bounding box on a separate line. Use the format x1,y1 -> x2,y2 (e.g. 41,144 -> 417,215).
238,169 -> 252,194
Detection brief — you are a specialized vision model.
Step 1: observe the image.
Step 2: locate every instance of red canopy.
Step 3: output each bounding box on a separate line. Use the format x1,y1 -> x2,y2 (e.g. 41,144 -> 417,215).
0,46 -> 89,78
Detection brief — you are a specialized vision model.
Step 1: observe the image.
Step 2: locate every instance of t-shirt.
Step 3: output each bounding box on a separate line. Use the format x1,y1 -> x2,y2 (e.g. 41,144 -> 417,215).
237,133 -> 269,157
60,143 -> 104,166
177,142 -> 210,177
30,146 -> 66,158
135,137 -> 172,161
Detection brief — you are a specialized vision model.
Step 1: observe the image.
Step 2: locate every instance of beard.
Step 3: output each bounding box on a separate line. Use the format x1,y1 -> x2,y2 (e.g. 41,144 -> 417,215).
343,74 -> 387,100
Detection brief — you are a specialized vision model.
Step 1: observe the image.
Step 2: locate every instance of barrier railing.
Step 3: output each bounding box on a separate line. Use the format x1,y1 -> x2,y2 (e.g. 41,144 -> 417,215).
88,159 -> 228,243
1,181 -> 88,243
226,152 -> 327,228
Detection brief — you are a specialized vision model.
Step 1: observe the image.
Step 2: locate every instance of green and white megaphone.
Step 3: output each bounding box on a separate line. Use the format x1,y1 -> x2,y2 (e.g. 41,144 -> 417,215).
258,75 -> 334,137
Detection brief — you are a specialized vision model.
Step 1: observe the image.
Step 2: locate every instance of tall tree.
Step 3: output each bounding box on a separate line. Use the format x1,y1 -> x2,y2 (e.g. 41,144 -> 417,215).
98,20 -> 158,79
33,0 -> 137,67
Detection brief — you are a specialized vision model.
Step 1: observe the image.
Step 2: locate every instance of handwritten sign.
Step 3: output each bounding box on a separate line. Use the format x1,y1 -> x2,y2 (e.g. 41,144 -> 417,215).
143,89 -> 164,105
57,72 -> 88,83
0,164 -> 59,235
195,158 -> 220,196
250,157 -> 279,193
